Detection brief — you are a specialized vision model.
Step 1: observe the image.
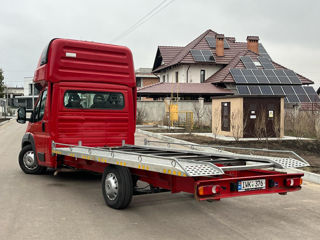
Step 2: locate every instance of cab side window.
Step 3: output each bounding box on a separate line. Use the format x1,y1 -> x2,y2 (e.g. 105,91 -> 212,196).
64,90 -> 124,110
33,89 -> 47,122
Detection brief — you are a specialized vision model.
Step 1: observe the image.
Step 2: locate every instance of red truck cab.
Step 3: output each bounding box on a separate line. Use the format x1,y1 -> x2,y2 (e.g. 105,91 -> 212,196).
18,39 -> 136,173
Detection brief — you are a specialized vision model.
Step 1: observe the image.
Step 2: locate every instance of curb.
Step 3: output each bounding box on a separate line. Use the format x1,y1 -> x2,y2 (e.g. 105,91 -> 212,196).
0,119 -> 12,127
138,129 -> 320,184
137,129 -> 195,145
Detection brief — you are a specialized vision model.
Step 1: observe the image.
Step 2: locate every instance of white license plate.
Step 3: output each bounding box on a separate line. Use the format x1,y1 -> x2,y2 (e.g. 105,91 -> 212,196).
238,179 -> 266,192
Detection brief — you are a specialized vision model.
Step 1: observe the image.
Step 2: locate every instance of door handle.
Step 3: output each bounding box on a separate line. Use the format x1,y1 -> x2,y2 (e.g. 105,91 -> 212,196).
42,122 -> 45,132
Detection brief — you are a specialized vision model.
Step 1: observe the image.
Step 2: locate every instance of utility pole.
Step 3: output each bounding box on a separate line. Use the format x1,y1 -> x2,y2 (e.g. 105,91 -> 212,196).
4,86 -> 8,119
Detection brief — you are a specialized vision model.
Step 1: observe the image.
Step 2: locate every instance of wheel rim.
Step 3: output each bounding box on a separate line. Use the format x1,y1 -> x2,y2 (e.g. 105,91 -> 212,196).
23,150 -> 37,170
105,173 -> 118,201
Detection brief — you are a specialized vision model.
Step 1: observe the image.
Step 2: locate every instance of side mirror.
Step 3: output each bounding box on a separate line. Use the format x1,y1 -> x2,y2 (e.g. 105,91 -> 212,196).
17,107 -> 27,124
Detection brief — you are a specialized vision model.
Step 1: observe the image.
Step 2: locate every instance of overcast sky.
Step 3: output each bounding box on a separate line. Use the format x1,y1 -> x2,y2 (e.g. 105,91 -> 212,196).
1,0 -> 319,89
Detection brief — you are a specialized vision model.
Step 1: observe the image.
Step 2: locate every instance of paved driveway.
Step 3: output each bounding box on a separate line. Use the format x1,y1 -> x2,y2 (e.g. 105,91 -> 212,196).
0,120 -> 319,240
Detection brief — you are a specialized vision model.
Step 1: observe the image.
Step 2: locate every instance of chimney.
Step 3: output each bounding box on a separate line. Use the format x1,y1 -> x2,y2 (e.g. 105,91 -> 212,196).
246,36 -> 259,54
216,34 -> 225,57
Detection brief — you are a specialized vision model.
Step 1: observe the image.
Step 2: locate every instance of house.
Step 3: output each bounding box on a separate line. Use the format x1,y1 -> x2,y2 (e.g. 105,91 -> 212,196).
135,68 -> 159,88
14,77 -> 40,110
138,29 -> 319,105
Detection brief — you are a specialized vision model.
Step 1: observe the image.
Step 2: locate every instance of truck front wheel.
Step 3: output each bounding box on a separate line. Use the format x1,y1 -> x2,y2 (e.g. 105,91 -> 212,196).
18,145 -> 46,174
102,165 -> 133,209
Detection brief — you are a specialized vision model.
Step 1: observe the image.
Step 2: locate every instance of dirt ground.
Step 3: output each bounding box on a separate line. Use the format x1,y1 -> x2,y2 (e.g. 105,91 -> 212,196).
170,134 -> 320,174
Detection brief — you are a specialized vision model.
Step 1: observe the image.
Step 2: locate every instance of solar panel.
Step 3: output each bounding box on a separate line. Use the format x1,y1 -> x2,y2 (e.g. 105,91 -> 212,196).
264,69 -> 280,84
190,50 -> 205,62
236,85 -> 250,95
270,86 -> 284,95
241,69 -> 258,83
303,86 -> 316,94
292,85 -> 306,95
303,87 -> 320,102
235,84 -> 317,103
205,37 -> 215,48
252,69 -> 269,84
283,70 -> 301,84
230,69 -> 247,83
308,95 -> 320,102
258,44 -> 271,59
201,50 -> 215,62
258,57 -> 275,69
259,85 -> 273,95
190,49 -> 215,62
274,69 -> 291,84
224,40 -> 230,49
205,36 -> 230,49
286,94 -> 300,103
248,86 -> 262,95
240,56 -> 257,69
282,85 -> 295,95
297,95 -> 311,102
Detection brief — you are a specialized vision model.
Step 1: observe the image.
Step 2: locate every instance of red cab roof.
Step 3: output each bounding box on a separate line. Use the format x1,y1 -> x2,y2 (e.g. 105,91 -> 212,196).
34,39 -> 136,88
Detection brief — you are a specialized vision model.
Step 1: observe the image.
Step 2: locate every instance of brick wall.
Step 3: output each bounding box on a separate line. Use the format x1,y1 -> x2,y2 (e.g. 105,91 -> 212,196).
142,77 -> 159,87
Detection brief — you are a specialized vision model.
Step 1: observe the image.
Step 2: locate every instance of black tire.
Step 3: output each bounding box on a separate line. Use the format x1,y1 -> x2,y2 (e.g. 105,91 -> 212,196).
18,145 -> 46,174
102,165 -> 133,209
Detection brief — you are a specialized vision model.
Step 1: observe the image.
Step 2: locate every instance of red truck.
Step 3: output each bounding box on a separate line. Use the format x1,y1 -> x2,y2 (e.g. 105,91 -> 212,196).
17,39 -> 308,209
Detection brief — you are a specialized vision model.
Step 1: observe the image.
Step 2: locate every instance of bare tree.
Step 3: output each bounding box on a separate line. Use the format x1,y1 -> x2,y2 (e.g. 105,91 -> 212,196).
254,109 -> 266,142
212,108 -> 219,140
273,112 -> 281,140
192,102 -> 205,130
136,106 -> 146,124
231,110 -> 242,141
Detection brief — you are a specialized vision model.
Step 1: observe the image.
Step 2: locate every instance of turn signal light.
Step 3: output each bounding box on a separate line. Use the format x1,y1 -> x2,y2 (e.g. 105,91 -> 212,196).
285,178 -> 302,187
198,185 -> 221,196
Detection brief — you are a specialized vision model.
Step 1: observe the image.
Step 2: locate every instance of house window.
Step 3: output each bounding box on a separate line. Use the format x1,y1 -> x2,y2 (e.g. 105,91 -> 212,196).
175,72 -> 178,83
200,70 -> 205,83
221,102 -> 230,132
167,74 -> 169,82
162,75 -> 165,82
29,84 -> 33,95
136,77 -> 142,87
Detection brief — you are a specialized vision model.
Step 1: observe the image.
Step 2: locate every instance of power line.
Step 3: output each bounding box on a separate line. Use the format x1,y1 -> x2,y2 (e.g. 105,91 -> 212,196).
111,0 -> 176,42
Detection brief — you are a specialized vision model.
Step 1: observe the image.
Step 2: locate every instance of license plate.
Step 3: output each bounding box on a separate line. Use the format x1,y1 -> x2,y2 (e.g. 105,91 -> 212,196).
238,179 -> 266,192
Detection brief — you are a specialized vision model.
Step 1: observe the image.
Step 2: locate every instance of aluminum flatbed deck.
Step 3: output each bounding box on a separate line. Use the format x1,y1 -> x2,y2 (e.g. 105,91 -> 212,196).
52,141 -> 309,177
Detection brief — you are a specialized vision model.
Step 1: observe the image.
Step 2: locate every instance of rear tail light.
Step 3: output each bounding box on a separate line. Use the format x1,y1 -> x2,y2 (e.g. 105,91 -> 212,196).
285,178 -> 302,187
198,185 -> 221,196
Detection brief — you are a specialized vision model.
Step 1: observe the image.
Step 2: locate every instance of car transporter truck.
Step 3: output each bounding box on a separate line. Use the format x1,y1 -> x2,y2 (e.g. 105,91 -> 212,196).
16,39 -> 308,209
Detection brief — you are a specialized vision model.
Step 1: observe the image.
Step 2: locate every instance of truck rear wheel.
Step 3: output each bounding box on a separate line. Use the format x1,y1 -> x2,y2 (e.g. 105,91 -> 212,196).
18,145 -> 46,174
102,165 -> 133,209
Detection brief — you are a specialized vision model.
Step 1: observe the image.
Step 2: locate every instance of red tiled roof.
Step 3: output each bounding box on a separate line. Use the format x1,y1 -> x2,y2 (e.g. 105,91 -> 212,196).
138,82 -> 233,95
153,29 -> 248,72
153,29 -> 314,85
158,46 -> 183,65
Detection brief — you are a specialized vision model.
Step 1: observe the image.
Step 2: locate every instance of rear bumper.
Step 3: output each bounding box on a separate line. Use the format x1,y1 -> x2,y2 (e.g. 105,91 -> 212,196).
195,170 -> 304,201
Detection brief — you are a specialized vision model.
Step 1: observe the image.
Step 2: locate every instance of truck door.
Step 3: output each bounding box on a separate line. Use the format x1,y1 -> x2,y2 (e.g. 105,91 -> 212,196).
29,87 -> 51,166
